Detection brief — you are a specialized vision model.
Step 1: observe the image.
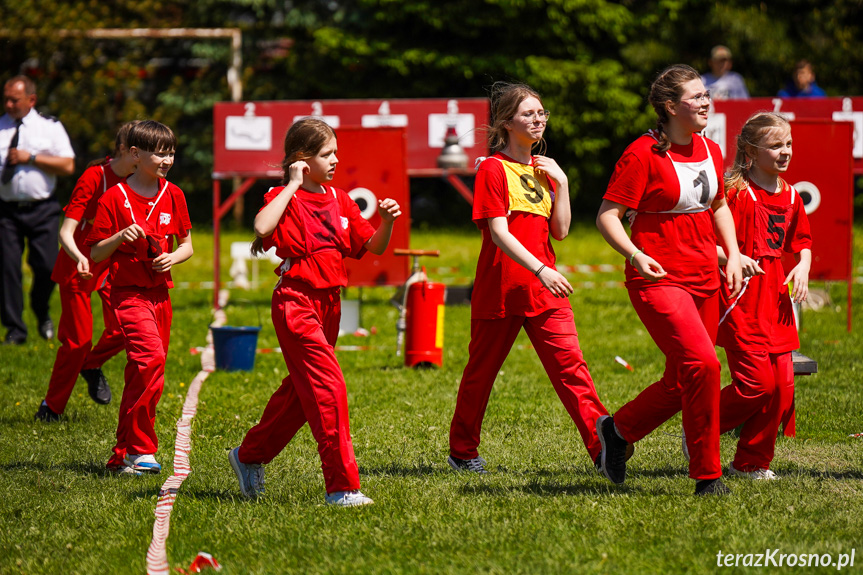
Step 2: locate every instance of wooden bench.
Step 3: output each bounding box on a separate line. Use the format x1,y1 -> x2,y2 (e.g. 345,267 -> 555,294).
781,351 -> 818,437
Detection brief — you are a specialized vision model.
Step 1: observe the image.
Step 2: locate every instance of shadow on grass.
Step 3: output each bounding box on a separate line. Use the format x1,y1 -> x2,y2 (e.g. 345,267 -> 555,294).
458,479 -> 637,497
1,459 -> 116,477
359,462 -> 437,477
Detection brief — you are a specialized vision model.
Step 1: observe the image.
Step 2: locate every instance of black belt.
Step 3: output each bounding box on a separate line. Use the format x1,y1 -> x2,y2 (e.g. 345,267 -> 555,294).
0,196 -> 55,210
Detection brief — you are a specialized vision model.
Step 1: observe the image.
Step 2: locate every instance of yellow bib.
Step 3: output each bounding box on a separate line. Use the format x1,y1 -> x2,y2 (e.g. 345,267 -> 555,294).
495,157 -> 553,218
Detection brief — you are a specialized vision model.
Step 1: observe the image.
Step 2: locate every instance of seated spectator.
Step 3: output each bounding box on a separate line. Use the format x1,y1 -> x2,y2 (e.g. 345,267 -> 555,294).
702,45 -> 750,100
778,60 -> 826,98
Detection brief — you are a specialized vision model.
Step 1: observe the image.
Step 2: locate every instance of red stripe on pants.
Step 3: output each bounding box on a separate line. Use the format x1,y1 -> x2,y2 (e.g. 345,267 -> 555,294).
238,280 -> 360,494
449,306 -> 609,462
110,287 -> 172,460
45,281 -> 124,413
720,350 -> 791,471
614,286 -> 722,480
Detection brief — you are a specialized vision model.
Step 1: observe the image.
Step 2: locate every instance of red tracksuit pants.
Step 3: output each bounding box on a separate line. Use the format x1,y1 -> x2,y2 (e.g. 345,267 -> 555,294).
45,281 -> 125,413
107,287 -> 172,466
449,306 -> 609,462
238,280 -> 360,494
614,286 -> 722,480
720,349 -> 792,471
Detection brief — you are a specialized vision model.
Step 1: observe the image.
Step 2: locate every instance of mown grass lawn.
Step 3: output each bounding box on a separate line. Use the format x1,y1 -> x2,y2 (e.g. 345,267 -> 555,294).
1,222 -> 861,574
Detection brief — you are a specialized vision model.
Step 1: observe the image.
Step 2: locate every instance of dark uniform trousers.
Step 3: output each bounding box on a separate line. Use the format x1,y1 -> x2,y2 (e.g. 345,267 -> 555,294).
0,196 -> 60,339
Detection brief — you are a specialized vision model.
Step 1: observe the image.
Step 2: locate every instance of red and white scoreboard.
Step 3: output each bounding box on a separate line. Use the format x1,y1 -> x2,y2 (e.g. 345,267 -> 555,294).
213,98 -> 489,176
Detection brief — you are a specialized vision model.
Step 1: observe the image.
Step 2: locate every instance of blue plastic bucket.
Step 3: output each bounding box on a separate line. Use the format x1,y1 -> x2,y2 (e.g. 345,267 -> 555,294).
211,326 -> 261,371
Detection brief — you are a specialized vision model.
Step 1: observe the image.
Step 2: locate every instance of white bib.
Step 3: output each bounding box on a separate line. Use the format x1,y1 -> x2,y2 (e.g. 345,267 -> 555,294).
660,135 -> 718,214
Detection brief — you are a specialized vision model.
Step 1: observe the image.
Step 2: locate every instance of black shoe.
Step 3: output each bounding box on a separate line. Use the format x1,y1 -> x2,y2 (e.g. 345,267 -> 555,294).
81,368 -> 112,405
38,319 -> 54,340
2,332 -> 26,345
596,415 -> 628,484
695,478 -> 732,496
35,403 -> 61,422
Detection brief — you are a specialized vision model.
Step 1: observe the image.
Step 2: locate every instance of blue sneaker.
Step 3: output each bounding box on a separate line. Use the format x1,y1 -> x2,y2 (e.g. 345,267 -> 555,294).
325,490 -> 374,507
124,453 -> 162,474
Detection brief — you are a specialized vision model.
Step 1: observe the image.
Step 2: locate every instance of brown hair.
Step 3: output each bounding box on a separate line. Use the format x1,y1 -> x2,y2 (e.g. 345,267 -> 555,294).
251,118 -> 337,256
87,120 -> 142,168
486,81 -> 546,156
724,112 -> 791,193
648,64 -> 702,154
127,120 -> 177,153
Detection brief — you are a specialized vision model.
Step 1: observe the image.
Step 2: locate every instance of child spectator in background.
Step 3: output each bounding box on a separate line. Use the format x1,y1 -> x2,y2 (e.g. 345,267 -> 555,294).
778,60 -> 826,98
88,120 -> 193,475
35,121 -> 139,422
228,118 -> 400,507
713,112 -> 812,479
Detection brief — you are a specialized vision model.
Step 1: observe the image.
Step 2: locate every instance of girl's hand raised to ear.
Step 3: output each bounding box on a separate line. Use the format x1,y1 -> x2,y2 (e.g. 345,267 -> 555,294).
287,161 -> 309,184
377,198 -> 402,222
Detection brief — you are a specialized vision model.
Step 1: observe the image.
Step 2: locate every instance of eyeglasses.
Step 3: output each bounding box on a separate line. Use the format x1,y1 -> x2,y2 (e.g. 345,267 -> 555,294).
682,91 -> 711,104
517,110 -> 551,122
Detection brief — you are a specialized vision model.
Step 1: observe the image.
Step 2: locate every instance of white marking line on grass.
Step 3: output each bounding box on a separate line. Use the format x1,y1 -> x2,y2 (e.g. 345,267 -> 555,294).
146,303 -> 224,575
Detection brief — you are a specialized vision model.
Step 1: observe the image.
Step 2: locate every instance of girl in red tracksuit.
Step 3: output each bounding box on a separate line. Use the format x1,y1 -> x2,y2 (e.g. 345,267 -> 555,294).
447,82 -> 612,474
715,112 -> 812,480
596,64 -> 743,496
88,120 -> 193,475
229,118 -> 401,507
35,122 -> 139,422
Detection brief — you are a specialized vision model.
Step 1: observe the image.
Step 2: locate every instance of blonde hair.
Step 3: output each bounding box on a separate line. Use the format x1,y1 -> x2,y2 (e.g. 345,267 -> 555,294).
486,81 -> 546,156
724,112 -> 791,193
251,118 -> 337,256
648,64 -> 702,154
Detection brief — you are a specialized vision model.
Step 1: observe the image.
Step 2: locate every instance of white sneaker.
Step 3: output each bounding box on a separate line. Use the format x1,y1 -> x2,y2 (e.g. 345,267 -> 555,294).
681,428 -> 690,463
228,447 -> 265,498
124,453 -> 161,474
325,490 -> 374,507
729,463 -> 778,480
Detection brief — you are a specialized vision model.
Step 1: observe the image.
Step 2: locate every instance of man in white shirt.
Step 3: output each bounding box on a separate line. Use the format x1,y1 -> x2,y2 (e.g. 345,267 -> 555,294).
701,45 -> 750,101
1,75 -> 75,345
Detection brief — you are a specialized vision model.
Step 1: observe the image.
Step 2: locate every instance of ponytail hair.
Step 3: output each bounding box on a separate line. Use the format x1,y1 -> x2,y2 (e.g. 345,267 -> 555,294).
485,81 -> 546,156
86,120 -> 143,168
724,112 -> 791,193
648,64 -> 702,154
251,118 -> 337,257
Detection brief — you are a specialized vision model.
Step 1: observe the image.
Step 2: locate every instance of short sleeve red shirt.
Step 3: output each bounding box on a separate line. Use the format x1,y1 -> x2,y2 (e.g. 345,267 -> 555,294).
470,153 -> 568,320
86,179 -> 192,290
604,132 -> 726,298
51,161 -> 126,289
716,179 -> 813,352
262,185 -> 376,289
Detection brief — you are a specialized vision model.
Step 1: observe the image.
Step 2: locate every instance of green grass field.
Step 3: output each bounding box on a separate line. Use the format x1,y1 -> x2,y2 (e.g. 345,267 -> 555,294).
2,222 -> 862,574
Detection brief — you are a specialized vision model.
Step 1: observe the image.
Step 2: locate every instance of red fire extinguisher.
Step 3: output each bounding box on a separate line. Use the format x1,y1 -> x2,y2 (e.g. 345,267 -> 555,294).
394,249 -> 445,368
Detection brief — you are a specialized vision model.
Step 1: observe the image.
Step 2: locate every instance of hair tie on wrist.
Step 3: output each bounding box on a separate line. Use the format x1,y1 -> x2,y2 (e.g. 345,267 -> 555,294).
629,249 -> 644,266
534,264 -> 546,277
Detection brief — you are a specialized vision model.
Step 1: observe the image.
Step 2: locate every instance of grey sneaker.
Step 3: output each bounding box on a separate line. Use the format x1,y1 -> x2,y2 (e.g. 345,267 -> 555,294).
229,447 -> 265,498
325,490 -> 374,507
447,455 -> 488,473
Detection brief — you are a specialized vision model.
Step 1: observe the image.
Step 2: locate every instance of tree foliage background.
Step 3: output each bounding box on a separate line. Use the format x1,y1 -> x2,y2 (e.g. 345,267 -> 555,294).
2,0 -> 862,224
